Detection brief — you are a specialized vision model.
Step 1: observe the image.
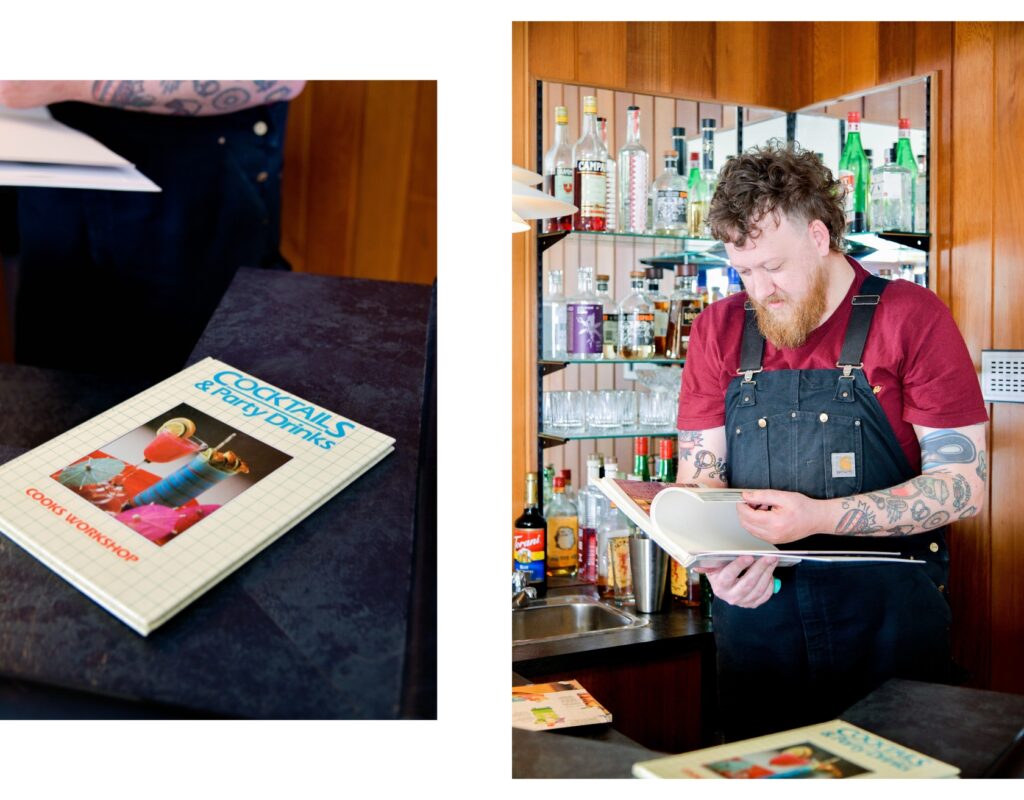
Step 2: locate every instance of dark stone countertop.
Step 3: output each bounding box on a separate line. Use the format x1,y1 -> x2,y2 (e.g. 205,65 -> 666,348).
0,268 -> 435,719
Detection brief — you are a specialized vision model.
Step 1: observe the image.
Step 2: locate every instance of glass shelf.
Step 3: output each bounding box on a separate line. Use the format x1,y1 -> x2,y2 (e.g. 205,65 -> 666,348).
540,358 -> 684,377
540,425 -> 679,447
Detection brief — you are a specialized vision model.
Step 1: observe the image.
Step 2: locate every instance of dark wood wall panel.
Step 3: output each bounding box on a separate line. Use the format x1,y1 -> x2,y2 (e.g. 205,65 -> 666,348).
280,80 -> 436,285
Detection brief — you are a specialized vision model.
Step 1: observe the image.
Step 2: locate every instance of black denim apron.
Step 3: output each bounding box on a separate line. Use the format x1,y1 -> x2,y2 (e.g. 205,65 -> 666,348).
715,275 -> 952,741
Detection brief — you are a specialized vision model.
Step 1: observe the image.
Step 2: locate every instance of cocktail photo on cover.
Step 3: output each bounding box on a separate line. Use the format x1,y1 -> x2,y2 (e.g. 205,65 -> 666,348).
51,402 -> 292,546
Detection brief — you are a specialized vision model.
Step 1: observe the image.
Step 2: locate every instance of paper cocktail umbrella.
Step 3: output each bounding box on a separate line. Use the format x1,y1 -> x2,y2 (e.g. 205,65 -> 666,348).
56,457 -> 126,489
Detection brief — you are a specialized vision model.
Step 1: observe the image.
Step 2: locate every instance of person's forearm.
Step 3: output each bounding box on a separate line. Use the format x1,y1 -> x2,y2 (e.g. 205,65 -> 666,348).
677,430 -> 729,488
87,81 -> 305,115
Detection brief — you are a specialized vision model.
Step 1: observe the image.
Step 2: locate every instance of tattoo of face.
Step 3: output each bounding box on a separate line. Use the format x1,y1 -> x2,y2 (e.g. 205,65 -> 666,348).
911,500 -> 930,522
977,450 -> 988,482
692,450 -> 726,481
952,474 -> 971,512
164,98 -> 201,116
160,81 -> 182,94
958,505 -> 978,520
91,81 -> 155,109
212,88 -> 252,112
193,81 -> 221,97
836,501 -> 879,534
913,476 -> 949,505
921,429 -> 977,470
265,87 -> 293,103
678,431 -> 704,463
924,511 -> 951,529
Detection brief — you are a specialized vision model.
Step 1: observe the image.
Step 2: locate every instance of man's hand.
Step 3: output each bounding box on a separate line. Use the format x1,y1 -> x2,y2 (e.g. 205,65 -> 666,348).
0,81 -> 85,109
696,555 -> 779,609
737,488 -> 826,545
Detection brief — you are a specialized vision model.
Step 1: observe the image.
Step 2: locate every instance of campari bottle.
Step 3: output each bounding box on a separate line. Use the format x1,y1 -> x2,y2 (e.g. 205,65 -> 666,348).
542,105 -> 574,233
573,96 -> 607,231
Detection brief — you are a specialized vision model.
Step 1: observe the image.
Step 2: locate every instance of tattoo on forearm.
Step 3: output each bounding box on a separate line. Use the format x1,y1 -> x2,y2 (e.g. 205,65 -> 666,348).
678,431 -> 704,463
958,506 -> 978,520
977,450 -> 988,482
193,80 -> 221,97
921,429 -> 977,469
866,492 -> 909,524
254,80 -> 278,92
164,98 -> 201,116
952,474 -> 971,512
836,500 -> 880,534
911,500 -> 930,522
92,81 -> 155,109
160,80 -> 182,94
692,450 -> 727,481
212,87 -> 251,112
924,511 -> 950,529
914,475 -> 949,504
264,86 -> 293,103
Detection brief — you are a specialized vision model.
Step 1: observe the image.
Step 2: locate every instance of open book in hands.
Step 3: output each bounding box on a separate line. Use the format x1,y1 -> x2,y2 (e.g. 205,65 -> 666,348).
595,478 -> 920,568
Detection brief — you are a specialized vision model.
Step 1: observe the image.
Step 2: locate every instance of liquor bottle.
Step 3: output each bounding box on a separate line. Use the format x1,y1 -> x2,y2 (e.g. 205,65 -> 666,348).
604,457 -> 620,479
542,105 -> 574,233
645,268 -> 669,356
686,151 -> 709,238
596,273 -> 618,359
577,454 -> 606,583
838,111 -> 870,234
870,146 -> 912,232
896,118 -> 919,229
672,127 -> 687,176
542,463 -> 555,507
878,268 -> 894,280
710,285 -> 724,304
915,154 -> 928,232
726,267 -> 743,296
596,500 -> 627,599
862,148 -> 874,232
654,437 -> 676,483
618,105 -> 649,233
546,476 -> 578,577
572,97 -> 607,232
567,266 -> 604,361
699,118 -> 718,236
617,270 -> 655,359
633,436 -> 651,482
665,261 -> 704,359
651,150 -> 688,236
697,268 -> 709,306
542,269 -> 567,360
598,116 -> 616,232
559,468 -> 575,504
513,472 -> 547,592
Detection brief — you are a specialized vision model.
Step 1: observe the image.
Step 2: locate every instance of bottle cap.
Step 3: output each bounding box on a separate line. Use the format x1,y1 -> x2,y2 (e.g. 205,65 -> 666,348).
677,262 -> 697,277
634,436 -> 649,455
659,438 -> 674,458
847,111 -> 861,123
596,273 -> 610,282
627,105 -> 640,112
554,476 -> 565,490
665,149 -> 678,158
701,118 -> 717,129
899,118 -> 911,129
690,151 -> 700,161
555,106 -> 568,124
645,266 -> 664,279
890,145 -> 898,162
587,453 -> 603,465
672,126 -> 686,137
560,468 -> 572,481
630,270 -> 645,279
583,96 -> 597,114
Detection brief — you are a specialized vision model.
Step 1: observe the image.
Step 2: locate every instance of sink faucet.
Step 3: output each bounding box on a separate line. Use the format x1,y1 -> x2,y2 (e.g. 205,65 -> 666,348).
512,570 -> 537,609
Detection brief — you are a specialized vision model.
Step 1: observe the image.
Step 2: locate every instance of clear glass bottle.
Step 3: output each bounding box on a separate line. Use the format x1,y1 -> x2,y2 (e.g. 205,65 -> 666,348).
617,270 -> 655,359
838,111 -> 870,233
686,151 -> 709,238
545,475 -> 578,578
914,154 -> 928,232
645,268 -> 669,356
651,150 -> 688,236
699,118 -> 718,236
896,118 -> 919,229
665,261 -> 704,359
566,266 -> 603,360
596,273 -> 618,359
598,115 -> 616,232
542,268 -> 567,360
618,105 -> 649,233
542,105 -> 574,233
572,96 -> 607,232
577,454 -> 606,583
597,500 -> 626,599
870,145 -> 912,232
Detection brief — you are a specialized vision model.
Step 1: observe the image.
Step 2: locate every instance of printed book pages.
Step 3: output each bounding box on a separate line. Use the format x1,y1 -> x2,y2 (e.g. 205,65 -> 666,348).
512,680 -> 613,731
632,719 -> 960,779
596,477 -> 920,568
0,358 -> 394,635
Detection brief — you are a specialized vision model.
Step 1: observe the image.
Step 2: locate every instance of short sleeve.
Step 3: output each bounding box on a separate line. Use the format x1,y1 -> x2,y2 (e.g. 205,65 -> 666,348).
677,310 -> 728,430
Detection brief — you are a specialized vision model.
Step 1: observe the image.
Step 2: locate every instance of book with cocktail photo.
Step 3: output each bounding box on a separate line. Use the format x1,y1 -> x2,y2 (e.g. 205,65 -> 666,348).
0,357 -> 395,635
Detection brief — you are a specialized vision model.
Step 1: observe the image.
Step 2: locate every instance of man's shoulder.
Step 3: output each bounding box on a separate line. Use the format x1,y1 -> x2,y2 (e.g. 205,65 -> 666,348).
876,276 -> 951,321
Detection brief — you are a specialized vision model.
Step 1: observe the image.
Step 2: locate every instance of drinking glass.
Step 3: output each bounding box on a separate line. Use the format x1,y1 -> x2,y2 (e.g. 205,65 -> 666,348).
586,390 -> 622,429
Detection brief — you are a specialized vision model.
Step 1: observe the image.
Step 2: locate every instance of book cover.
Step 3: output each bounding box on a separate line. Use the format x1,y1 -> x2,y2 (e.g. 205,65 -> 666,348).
512,680 -> 613,731
597,477 -> 920,567
632,719 -> 960,779
0,357 -> 394,635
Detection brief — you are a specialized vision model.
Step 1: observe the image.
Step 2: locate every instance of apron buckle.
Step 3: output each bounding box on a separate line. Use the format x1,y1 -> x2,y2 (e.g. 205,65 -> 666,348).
738,367 -> 763,384
836,362 -> 863,378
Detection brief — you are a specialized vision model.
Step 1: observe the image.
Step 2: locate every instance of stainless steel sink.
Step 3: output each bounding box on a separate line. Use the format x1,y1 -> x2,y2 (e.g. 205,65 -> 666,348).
512,594 -> 649,644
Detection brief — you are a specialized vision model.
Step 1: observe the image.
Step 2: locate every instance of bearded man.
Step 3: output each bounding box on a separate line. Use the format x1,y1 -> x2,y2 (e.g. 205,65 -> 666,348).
675,142 -> 988,741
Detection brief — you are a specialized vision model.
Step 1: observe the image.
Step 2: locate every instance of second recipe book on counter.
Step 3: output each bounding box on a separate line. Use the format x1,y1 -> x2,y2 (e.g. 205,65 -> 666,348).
0,358 -> 394,635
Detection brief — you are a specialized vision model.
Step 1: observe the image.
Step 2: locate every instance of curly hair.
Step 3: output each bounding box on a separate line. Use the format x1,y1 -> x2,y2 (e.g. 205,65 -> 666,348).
708,140 -> 847,252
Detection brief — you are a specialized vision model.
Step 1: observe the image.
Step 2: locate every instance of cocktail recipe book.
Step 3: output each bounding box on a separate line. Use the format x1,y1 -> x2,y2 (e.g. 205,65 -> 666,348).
0,357 -> 394,635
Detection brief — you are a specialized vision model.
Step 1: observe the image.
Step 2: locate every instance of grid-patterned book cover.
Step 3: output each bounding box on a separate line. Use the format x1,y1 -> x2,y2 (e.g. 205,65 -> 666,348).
0,357 -> 394,635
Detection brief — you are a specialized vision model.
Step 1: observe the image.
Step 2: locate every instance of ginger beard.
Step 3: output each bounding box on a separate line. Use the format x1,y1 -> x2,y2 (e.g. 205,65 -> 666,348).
750,258 -> 829,349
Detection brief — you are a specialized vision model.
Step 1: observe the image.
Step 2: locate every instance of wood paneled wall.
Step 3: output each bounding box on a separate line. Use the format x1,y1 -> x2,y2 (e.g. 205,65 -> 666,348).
281,80 -> 436,285
513,21 -> 1024,695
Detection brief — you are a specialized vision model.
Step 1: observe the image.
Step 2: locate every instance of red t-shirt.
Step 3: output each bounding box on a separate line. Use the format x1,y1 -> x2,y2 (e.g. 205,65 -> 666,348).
677,257 -> 989,473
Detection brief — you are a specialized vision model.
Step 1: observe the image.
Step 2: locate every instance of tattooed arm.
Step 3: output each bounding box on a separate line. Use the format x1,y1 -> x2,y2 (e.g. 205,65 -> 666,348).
677,426 -> 729,487
738,423 -> 988,545
0,80 -> 306,116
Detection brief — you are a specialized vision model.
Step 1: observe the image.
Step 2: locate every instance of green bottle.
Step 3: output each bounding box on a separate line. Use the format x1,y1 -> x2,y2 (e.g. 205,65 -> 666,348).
838,111 -> 870,234
686,151 -> 708,238
896,118 -> 919,231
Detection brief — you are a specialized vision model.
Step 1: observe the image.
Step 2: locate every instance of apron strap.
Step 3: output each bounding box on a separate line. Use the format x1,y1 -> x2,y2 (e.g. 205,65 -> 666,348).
738,300 -> 765,374
837,274 -> 890,370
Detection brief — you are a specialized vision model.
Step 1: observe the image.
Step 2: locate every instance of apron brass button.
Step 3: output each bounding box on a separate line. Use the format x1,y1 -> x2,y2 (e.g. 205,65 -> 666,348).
254,121 -> 269,136
929,542 -> 939,553
819,413 -> 829,423
735,428 -> 742,435
758,418 -> 767,428
841,391 -> 849,398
